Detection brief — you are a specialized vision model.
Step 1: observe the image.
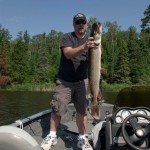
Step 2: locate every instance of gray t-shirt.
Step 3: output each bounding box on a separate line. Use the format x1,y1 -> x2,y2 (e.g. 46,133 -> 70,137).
57,32 -> 88,82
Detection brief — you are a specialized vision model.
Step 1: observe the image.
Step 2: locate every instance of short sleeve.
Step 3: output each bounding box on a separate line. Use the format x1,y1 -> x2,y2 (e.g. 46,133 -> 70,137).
60,33 -> 73,49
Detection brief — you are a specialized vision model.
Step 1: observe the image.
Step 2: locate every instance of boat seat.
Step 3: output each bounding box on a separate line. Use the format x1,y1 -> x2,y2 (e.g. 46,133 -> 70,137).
0,126 -> 41,150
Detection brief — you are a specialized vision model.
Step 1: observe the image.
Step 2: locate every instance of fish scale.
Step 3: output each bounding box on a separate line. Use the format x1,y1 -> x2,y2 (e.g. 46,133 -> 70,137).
88,22 -> 102,116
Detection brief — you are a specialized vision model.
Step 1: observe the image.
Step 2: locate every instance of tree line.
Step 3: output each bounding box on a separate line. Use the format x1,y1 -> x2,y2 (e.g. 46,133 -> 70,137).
0,5 -> 150,88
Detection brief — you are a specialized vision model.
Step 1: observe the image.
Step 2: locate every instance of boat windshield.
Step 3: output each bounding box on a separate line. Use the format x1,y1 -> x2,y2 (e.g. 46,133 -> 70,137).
114,86 -> 150,108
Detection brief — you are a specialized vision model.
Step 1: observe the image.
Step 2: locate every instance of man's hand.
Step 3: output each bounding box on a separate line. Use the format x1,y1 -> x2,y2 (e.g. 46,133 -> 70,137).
84,37 -> 96,49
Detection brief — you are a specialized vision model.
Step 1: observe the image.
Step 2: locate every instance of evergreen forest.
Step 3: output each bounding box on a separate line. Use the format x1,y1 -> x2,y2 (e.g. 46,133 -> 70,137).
0,5 -> 150,90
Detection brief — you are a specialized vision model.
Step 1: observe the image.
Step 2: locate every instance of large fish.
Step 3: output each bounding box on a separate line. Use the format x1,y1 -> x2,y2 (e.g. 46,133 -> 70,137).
88,22 -> 102,116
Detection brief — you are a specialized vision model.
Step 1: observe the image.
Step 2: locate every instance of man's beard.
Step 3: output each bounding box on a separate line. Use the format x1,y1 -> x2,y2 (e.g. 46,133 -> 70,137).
78,28 -> 85,35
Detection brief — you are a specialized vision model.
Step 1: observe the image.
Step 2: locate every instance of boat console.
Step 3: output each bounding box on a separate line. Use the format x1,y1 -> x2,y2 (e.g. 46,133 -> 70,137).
99,86 -> 150,150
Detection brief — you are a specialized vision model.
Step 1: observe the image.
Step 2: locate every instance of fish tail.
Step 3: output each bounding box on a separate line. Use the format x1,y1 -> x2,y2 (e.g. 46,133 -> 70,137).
91,104 -> 100,117
90,98 -> 100,117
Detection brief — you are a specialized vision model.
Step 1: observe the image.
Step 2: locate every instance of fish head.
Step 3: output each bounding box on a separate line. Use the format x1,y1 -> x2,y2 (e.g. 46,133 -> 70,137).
90,22 -> 102,46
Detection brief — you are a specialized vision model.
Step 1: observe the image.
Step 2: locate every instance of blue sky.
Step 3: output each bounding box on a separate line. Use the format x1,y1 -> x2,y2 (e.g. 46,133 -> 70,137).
0,0 -> 149,39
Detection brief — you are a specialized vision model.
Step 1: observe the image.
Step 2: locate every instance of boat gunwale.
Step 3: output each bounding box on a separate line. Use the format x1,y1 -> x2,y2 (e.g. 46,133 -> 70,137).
10,109 -> 51,127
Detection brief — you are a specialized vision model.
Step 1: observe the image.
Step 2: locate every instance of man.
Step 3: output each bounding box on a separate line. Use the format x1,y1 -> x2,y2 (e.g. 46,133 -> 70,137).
41,13 -> 96,150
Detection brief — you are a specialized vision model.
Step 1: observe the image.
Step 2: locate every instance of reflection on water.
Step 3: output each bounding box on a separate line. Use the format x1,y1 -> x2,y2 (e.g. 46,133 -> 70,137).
116,86 -> 150,108
1,86 -> 148,125
0,91 -> 117,126
0,91 -> 53,125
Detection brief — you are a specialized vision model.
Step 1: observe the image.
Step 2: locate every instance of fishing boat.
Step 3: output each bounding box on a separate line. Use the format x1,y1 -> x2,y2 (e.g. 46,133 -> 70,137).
0,86 -> 150,150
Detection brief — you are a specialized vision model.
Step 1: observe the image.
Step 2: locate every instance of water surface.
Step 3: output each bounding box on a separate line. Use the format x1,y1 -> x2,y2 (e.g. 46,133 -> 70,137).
0,91 -> 117,125
0,91 -> 52,125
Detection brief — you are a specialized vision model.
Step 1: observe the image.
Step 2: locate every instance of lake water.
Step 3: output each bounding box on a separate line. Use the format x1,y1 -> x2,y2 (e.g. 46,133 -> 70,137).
0,91 -> 53,125
0,91 -> 117,126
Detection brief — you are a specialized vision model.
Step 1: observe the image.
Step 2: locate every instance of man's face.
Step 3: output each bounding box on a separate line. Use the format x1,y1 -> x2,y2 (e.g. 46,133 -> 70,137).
74,19 -> 87,35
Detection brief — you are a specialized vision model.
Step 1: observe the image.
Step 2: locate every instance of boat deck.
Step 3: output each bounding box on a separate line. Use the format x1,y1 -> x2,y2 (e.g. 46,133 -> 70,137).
10,103 -> 114,150
23,105 -> 95,150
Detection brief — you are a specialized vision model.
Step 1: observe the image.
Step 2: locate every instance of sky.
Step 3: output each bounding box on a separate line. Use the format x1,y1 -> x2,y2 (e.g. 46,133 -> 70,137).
0,0 -> 149,39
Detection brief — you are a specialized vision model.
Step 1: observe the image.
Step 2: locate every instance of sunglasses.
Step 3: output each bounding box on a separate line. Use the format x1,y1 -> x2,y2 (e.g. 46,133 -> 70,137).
75,20 -> 86,25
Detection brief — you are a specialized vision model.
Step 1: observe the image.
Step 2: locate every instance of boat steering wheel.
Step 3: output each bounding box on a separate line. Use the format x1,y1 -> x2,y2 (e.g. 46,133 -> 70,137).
122,114 -> 150,150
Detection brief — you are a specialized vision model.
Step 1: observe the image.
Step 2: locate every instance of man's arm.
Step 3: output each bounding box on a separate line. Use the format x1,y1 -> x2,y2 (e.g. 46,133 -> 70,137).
63,37 -> 95,59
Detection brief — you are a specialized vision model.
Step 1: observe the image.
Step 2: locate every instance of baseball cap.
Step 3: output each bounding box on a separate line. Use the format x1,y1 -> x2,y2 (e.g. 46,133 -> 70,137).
73,13 -> 87,23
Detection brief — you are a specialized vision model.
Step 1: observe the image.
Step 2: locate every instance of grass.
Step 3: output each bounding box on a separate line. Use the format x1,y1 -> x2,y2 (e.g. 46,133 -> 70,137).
102,81 -> 129,92
1,81 -> 149,92
2,83 -> 55,91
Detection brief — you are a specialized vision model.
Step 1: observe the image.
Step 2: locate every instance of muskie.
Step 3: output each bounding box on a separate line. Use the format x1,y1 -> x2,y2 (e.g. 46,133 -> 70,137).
88,22 -> 102,116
